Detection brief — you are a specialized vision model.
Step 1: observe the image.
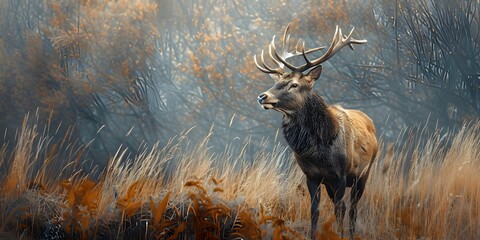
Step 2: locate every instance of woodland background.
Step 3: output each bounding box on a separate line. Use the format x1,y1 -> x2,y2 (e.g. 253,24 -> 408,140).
0,0 -> 478,239
0,0 -> 477,173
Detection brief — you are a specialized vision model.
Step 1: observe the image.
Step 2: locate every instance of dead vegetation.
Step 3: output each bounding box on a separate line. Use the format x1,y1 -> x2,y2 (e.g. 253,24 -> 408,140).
0,118 -> 478,239
0,0 -> 478,239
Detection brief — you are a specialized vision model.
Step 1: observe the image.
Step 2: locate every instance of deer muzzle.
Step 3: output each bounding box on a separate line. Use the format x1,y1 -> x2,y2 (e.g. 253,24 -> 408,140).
257,93 -> 268,103
257,93 -> 278,109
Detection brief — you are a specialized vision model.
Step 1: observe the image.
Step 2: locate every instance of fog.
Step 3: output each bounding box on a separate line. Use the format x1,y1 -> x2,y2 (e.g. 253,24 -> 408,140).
0,0 -> 478,173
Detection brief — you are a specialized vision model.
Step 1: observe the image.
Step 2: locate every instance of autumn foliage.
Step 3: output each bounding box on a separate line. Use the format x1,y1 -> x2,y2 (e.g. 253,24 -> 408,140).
0,0 -> 479,239
0,117 -> 479,239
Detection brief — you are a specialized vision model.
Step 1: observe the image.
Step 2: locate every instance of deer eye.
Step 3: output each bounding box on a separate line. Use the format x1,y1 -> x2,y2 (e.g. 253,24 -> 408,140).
289,83 -> 298,89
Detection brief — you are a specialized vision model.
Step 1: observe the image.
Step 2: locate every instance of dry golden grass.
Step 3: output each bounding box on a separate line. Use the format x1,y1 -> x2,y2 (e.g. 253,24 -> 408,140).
0,119 -> 479,239
362,123 -> 480,239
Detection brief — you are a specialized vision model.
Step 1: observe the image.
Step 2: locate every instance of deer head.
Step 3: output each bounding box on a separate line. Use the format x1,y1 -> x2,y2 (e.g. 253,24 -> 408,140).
255,24 -> 366,114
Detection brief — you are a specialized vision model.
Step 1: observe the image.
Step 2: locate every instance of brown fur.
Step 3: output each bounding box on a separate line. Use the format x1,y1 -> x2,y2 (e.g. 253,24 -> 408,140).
330,105 -> 377,181
257,66 -> 378,239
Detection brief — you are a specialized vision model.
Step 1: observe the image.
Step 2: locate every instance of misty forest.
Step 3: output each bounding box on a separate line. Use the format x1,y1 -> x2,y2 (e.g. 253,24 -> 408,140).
0,0 -> 478,239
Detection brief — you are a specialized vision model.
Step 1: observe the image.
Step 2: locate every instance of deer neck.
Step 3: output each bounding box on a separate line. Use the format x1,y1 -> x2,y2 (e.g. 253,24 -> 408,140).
282,93 -> 339,155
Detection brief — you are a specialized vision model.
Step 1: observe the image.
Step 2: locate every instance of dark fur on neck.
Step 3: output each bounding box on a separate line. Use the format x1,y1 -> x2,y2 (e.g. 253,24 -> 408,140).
282,93 -> 338,158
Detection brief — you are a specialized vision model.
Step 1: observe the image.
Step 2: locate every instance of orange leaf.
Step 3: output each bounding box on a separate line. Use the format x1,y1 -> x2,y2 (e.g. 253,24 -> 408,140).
153,192 -> 170,226
148,196 -> 156,216
273,226 -> 282,240
124,201 -> 142,218
184,180 -> 206,194
210,177 -> 218,185
168,222 -> 186,240
68,188 -> 75,207
127,181 -> 141,199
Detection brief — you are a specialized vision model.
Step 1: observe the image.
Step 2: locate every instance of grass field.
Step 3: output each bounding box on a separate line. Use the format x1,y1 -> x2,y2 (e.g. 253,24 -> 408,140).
0,119 -> 479,239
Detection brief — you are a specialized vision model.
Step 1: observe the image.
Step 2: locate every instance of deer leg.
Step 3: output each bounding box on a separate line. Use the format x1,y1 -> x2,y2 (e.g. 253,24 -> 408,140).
325,183 -> 335,200
307,178 -> 321,239
331,177 -> 346,237
349,177 -> 366,240
325,184 -> 339,233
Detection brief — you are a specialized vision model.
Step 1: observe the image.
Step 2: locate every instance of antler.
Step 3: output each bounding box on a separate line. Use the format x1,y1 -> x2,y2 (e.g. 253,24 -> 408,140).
254,24 -> 367,74
254,23 -> 325,75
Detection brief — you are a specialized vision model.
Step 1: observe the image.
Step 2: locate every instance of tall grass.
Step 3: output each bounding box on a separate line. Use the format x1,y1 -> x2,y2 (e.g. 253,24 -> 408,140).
362,123 -> 480,239
0,119 -> 479,239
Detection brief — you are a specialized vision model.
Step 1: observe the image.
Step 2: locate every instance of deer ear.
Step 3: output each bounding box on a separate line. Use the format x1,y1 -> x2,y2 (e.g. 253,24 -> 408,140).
306,65 -> 323,82
269,73 -> 282,82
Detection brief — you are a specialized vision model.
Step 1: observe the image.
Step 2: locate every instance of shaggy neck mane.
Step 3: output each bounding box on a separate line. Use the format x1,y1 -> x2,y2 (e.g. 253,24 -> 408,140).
282,93 -> 339,155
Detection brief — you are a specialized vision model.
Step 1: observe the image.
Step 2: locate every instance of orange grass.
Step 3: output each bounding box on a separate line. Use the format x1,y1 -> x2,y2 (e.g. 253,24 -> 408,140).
0,120 -> 479,239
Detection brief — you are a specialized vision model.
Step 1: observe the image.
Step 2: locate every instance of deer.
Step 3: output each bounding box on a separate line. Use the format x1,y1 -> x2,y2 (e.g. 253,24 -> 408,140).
254,24 -> 378,240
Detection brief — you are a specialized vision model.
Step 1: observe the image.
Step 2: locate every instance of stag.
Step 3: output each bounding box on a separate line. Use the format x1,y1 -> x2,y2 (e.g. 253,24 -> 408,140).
254,24 -> 378,239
